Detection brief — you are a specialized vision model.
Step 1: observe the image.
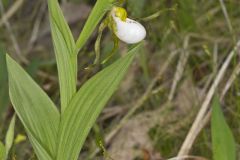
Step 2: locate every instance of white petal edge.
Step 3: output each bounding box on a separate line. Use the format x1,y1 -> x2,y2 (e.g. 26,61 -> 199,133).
112,16 -> 146,44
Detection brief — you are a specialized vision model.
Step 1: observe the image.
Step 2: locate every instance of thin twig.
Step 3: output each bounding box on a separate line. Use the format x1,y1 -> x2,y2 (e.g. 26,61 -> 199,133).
26,2 -> 47,55
220,62 -> 240,99
197,6 -> 220,25
0,1 -> 57,83
142,7 -> 176,22
0,0 -> 28,63
213,42 -> 218,76
219,0 -> 236,41
177,41 -> 240,156
0,0 -> 24,27
168,36 -> 190,101
168,155 -> 208,160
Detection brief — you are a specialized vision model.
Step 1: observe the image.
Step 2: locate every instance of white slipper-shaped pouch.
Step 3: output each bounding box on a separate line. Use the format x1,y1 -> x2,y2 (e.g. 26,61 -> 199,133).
111,7 -> 146,44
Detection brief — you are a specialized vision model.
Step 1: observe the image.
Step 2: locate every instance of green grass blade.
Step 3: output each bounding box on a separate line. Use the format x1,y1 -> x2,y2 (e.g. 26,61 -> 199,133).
76,0 -> 115,52
48,0 -> 77,112
211,96 -> 236,160
0,141 -> 6,160
5,115 -> 15,157
0,49 -> 9,119
177,0 -> 196,31
6,55 -> 60,160
56,45 -> 140,160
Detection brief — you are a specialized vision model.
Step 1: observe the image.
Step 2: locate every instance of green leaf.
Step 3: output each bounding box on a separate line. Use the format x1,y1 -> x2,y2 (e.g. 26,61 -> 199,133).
5,114 -> 16,157
48,0 -> 77,112
56,44 -> 140,160
0,49 -> 9,118
76,0 -> 115,52
6,55 -> 60,160
0,141 -> 6,160
211,96 -> 236,160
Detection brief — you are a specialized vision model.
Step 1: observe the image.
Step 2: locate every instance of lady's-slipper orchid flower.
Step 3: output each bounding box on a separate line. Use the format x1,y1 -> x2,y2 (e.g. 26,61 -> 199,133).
111,7 -> 146,44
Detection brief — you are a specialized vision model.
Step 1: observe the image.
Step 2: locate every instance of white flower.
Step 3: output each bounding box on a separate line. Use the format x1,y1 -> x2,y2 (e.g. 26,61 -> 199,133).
111,7 -> 146,44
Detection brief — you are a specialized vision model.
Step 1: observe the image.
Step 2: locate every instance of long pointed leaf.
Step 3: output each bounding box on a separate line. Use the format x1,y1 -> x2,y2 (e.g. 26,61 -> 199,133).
0,49 -> 9,118
0,141 -> 6,160
48,0 -> 77,112
5,114 -> 15,157
56,45 -> 140,160
211,96 -> 236,160
76,0 -> 115,52
7,55 -> 60,160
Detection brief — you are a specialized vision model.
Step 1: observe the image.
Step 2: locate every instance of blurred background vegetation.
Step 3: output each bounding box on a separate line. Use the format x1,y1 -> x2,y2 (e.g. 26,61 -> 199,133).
0,0 -> 240,159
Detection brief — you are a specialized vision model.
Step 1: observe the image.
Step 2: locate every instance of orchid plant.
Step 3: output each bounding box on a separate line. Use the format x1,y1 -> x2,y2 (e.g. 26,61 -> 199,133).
1,0 -> 146,159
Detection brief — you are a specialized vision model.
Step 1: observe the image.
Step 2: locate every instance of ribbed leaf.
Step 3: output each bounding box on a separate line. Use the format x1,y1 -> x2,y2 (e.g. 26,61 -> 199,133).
5,115 -> 15,157
48,0 -> 77,112
0,141 -> 6,160
7,55 -> 60,160
0,49 -> 9,118
76,0 -> 115,52
56,45 -> 140,160
211,96 -> 236,160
